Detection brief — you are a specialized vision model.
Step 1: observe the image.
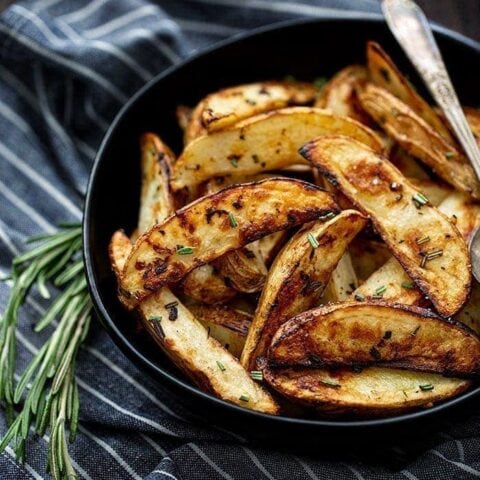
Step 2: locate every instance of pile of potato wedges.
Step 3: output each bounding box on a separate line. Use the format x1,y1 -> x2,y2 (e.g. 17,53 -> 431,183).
109,42 -> 480,418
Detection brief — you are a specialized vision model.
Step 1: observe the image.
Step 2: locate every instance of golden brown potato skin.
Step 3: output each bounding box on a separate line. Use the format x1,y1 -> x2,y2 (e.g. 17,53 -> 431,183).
109,231 -> 279,414
358,84 -> 480,198
264,366 -> 469,416
120,178 -> 338,308
201,81 -> 318,132
171,107 -> 384,192
241,210 -> 367,371
366,41 -> 456,145
269,302 -> 480,377
300,135 -> 471,318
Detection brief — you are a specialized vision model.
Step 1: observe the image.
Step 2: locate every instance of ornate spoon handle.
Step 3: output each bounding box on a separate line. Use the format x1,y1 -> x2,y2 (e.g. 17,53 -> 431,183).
382,0 -> 480,181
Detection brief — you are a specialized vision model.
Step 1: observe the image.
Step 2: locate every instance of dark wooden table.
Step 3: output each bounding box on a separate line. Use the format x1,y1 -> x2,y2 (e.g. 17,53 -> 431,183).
0,1 -> 478,41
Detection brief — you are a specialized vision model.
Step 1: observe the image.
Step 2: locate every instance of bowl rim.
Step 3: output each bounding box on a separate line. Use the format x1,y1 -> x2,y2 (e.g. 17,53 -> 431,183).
83,13 -> 480,429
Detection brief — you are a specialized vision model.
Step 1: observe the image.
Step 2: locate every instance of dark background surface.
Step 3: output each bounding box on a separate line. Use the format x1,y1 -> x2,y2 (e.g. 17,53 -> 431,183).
0,0 -> 479,42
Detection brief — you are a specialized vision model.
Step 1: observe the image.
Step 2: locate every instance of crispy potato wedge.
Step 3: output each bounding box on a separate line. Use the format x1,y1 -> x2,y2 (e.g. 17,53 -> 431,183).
353,191 -> 480,305
349,239 -> 391,283
176,105 -> 192,132
138,133 -> 175,234
201,81 -> 318,132
241,210 -> 367,371
358,84 -> 480,198
314,65 -> 370,123
367,41 -> 456,145
390,146 -> 430,180
185,302 -> 252,358
263,366 -> 469,415
171,107 -> 384,192
109,231 -> 278,414
269,302 -> 480,377
301,135 -> 471,317
181,264 -> 237,304
322,253 -> 358,303
120,178 -> 338,307
184,99 -> 208,144
215,244 -> 267,293
256,231 -> 288,266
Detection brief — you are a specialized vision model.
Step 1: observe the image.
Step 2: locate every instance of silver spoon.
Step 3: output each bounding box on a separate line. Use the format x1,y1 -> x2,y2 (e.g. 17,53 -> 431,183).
382,0 -> 480,282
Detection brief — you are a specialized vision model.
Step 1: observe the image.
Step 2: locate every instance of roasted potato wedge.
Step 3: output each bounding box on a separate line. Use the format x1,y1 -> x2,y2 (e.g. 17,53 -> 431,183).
241,210 -> 367,371
120,178 -> 338,307
176,105 -> 192,132
321,253 -> 358,303
138,133 -> 175,234
256,231 -> 288,266
215,244 -> 267,293
184,99 -> 208,144
171,107 -> 384,192
264,366 -> 469,415
109,231 -> 278,414
353,190 -> 480,305
314,65 -> 370,123
349,239 -> 391,284
358,84 -> 480,198
269,302 -> 480,377
367,41 -> 456,145
301,135 -> 471,317
181,264 -> 237,304
201,81 -> 318,132
185,302 -> 252,358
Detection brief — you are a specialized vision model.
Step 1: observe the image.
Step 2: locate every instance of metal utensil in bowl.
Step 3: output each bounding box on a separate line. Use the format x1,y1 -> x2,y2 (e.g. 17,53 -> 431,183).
383,0 -> 480,281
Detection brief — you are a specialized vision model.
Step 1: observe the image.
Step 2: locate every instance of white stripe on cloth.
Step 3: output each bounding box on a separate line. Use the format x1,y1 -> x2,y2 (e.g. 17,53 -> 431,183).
241,447 -> 276,480
33,0 -> 64,11
83,5 -> 164,39
0,99 -> 31,134
78,425 -> 143,480
0,179 -> 56,232
342,463 -> 366,480
84,96 -> 110,131
293,456 -> 319,480
0,23 -> 128,103
4,447 -> 43,480
430,449 -> 480,477
11,5 -> 155,83
0,140 -> 83,220
188,443 -> 234,480
0,221 -> 20,255
188,0 -> 373,17
58,0 -> 112,23
139,433 -> 168,457
151,469 -> 178,480
401,470 -> 420,480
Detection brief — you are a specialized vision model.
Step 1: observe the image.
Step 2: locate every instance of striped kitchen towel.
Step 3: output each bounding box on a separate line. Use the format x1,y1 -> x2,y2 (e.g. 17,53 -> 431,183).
1,1 -> 480,479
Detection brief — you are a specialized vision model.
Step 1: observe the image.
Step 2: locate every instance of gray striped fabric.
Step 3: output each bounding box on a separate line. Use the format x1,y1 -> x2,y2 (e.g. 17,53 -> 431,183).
1,0 -> 480,479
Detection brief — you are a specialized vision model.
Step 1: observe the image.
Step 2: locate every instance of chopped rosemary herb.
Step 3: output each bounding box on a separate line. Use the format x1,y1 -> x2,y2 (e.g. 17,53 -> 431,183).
444,151 -> 455,159
375,285 -> 387,296
411,325 -> 421,337
313,76 -> 328,89
177,246 -> 194,255
250,371 -> 263,381
412,192 -> 428,208
419,383 -> 434,391
228,212 -> 238,228
230,158 -> 239,168
416,236 -> 430,245
319,211 -> 337,221
426,249 -> 443,260
239,394 -> 250,402
307,233 -> 319,248
401,281 -> 415,289
319,379 -> 341,389
149,316 -> 162,323
216,361 -> 226,372
354,293 -> 365,301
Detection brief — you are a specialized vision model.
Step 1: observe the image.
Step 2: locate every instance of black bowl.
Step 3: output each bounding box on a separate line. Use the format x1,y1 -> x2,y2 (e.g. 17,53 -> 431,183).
84,14 -> 480,442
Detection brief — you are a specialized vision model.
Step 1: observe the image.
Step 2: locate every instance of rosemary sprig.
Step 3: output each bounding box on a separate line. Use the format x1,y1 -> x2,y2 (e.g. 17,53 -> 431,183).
0,224 -> 90,479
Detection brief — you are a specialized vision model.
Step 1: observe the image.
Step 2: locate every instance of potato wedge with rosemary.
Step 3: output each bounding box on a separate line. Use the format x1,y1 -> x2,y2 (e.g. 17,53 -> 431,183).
201,81 -> 318,132
358,84 -> 480,198
353,190 -> 480,306
268,302 -> 480,377
137,133 -> 175,234
321,253 -> 358,303
120,178 -> 338,307
349,239 -> 392,284
314,65 -> 370,123
301,135 -> 471,317
263,366 -> 469,416
171,107 -> 384,192
109,230 -> 278,414
367,41 -> 456,145
241,210 -> 367,371
185,302 -> 252,358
